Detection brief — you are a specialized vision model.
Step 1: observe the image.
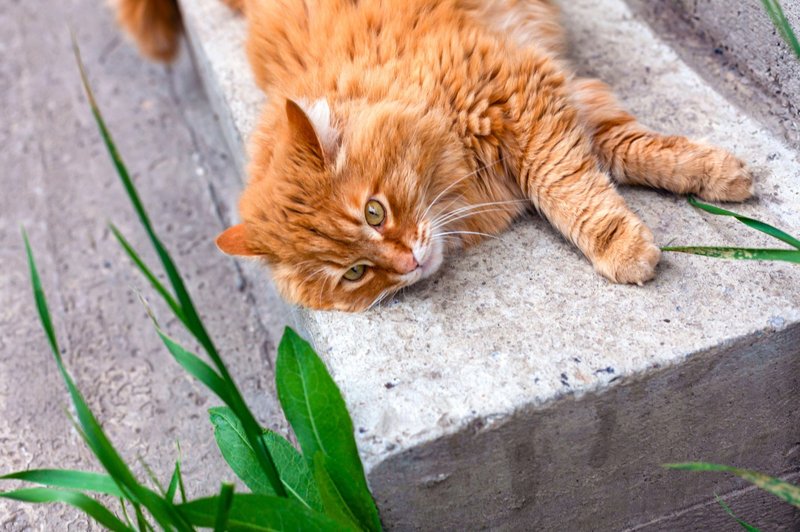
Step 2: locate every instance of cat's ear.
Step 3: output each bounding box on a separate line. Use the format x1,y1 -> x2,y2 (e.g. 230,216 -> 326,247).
285,98 -> 339,167
216,224 -> 258,257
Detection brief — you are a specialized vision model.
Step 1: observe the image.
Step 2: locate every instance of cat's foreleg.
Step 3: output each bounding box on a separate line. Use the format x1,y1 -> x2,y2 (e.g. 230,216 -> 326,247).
570,78 -> 753,202
515,127 -> 660,285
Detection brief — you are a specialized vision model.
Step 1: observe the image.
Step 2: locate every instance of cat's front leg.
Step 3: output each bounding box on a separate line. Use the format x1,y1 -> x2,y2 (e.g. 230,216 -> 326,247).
515,128 -> 661,284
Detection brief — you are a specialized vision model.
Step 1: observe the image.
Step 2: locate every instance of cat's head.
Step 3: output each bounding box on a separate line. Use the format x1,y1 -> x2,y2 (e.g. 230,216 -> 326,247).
216,98 -> 471,311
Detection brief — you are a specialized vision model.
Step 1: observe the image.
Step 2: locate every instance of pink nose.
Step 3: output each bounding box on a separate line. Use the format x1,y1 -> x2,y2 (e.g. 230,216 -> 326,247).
396,253 -> 419,274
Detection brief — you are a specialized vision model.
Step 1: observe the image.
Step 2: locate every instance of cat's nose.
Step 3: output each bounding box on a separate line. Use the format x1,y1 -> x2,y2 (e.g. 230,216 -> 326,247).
395,253 -> 419,274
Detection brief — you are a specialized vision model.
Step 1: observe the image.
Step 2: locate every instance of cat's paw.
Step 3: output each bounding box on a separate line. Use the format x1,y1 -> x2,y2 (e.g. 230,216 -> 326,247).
694,148 -> 754,203
591,219 -> 660,286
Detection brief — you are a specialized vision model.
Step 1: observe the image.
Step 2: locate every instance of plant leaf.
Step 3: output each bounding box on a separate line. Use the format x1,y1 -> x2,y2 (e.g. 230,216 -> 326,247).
209,407 -> 323,511
23,230 -> 190,531
715,495 -> 762,532
275,327 -> 381,531
687,196 -> 800,250
660,247 -> 800,262
312,452 -> 361,529
177,493 -> 346,531
155,329 -> 231,405
760,0 -> 800,58
263,431 -> 323,512
214,483 -> 235,532
73,37 -> 286,498
1,487 -> 132,532
166,459 -> 186,504
664,462 -> 800,507
209,407 -> 277,496
109,225 -> 185,324
1,469 -> 122,497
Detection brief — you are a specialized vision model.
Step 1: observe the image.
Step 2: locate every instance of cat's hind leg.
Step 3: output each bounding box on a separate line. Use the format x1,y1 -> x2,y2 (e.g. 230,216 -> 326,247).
571,78 -> 754,202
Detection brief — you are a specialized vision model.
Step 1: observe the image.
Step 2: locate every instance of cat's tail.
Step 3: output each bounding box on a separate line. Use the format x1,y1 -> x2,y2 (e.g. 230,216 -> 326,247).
115,0 -> 183,62
115,0 -> 244,62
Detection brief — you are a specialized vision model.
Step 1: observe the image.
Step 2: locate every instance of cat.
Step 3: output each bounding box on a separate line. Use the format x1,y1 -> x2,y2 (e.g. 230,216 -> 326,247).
117,0 -> 753,312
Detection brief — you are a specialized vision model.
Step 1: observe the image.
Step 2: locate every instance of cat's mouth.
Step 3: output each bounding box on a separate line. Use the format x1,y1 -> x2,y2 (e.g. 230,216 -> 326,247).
403,238 -> 444,284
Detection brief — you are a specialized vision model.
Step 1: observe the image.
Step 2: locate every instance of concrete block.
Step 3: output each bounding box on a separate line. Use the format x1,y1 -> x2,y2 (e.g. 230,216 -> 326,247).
179,0 -> 800,528
626,0 -> 800,146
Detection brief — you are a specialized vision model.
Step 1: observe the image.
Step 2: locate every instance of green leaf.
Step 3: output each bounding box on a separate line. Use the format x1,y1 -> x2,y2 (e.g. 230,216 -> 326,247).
715,495 -> 762,532
760,0 -> 800,59
214,483 -> 235,532
177,493 -> 346,531
660,247 -> 800,262
1,469 -> 122,497
73,37 -> 286,499
23,230 -> 190,531
263,431 -> 323,512
313,453 -> 361,529
1,487 -> 132,532
276,328 -> 382,531
687,196 -> 800,250
209,407 -> 277,496
155,329 -> 231,405
664,463 -> 800,508
109,225 -> 185,324
166,459 -> 186,504
209,407 -> 323,511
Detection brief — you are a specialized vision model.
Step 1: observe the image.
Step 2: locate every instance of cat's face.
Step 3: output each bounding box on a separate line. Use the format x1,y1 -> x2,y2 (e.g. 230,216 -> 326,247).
217,99 -> 470,311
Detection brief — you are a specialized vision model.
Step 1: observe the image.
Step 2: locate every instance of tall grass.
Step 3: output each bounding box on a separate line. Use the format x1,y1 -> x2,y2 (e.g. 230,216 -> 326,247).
0,42 -> 382,530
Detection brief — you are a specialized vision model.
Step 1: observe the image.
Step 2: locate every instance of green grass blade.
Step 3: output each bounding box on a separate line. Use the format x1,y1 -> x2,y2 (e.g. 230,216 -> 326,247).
688,196 -> 800,250
155,328 -> 231,405
665,463 -> 800,507
110,225 -> 185,324
1,487 -> 132,532
660,247 -> 800,262
214,483 -> 235,532
1,469 -> 123,497
760,0 -> 800,58
209,407 -> 278,496
715,495 -> 762,532
166,460 -> 185,504
23,231 -> 190,531
276,328 -> 382,531
177,493 -> 346,531
73,38 -> 286,498
312,453 -> 361,529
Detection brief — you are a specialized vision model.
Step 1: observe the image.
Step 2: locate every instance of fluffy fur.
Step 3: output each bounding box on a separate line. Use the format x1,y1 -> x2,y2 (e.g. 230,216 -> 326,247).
117,0 -> 754,311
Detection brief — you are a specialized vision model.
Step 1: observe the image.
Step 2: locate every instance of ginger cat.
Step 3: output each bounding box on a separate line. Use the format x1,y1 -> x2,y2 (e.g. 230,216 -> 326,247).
117,0 -> 753,312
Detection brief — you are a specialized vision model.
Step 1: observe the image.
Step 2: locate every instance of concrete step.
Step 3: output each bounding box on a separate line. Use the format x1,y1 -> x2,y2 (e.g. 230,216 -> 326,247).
177,0 -> 800,528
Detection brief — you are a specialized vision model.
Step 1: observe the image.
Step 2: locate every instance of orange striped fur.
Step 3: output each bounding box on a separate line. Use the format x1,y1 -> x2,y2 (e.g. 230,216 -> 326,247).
117,0 -> 754,311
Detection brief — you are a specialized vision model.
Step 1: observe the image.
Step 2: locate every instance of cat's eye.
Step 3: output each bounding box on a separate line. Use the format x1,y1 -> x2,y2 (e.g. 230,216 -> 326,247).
365,200 -> 386,227
343,264 -> 367,281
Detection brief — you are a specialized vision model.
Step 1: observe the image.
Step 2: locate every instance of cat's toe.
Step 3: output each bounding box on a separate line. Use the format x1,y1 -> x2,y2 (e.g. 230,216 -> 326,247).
696,151 -> 754,203
592,221 -> 660,285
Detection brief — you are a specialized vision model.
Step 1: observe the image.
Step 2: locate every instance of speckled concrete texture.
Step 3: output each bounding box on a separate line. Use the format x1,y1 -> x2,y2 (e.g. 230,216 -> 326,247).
627,0 -> 799,147
0,0 -> 288,528
43,0 -> 800,528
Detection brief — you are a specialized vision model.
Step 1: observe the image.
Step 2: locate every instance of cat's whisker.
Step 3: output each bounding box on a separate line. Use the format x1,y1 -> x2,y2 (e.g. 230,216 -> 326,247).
433,230 -> 507,245
431,199 -> 527,229
432,206 -> 520,229
420,157 -> 506,222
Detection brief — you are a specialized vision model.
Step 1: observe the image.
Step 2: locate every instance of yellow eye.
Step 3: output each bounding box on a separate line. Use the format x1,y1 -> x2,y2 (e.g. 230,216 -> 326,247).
365,200 -> 386,226
343,264 -> 367,281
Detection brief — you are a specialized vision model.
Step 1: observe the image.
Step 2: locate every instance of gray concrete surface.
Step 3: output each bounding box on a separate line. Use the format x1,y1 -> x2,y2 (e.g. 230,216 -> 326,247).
627,0 -> 800,147
0,0 -> 288,528
179,0 -> 800,529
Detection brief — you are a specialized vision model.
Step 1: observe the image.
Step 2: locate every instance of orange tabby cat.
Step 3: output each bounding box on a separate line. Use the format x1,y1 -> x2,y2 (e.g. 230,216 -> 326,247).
118,0 -> 753,312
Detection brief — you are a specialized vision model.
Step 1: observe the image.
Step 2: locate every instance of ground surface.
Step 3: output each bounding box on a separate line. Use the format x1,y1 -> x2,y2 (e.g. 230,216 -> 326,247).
0,0 -> 285,528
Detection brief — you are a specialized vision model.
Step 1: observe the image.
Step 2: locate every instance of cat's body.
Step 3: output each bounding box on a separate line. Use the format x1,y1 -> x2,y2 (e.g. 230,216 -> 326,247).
119,0 -> 753,311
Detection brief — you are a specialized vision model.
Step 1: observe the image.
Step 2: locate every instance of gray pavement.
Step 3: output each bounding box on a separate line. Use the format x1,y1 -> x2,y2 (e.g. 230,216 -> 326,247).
0,1 -> 285,528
